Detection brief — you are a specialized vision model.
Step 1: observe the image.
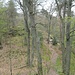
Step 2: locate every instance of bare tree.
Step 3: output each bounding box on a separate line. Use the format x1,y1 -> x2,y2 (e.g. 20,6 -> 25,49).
16,0 -> 31,66
23,0 -> 36,66
41,3 -> 54,44
55,0 -> 72,75
7,0 -> 17,36
55,0 -> 67,73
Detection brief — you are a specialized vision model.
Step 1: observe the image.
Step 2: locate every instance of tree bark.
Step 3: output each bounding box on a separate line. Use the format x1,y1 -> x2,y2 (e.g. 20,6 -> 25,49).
30,14 -> 36,66
47,16 -> 51,44
55,0 -> 66,73
65,0 -> 72,75
61,0 -> 66,73
37,37 -> 43,75
26,0 -> 37,66
23,0 -> 31,66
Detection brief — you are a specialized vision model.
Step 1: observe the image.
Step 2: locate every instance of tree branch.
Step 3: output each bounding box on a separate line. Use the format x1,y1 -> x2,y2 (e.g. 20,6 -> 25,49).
55,0 -> 63,20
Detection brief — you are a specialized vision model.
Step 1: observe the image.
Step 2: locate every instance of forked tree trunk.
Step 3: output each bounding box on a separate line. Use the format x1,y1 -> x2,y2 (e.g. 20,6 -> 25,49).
55,0 -> 66,73
23,0 -> 31,66
26,0 -> 37,66
9,57 -> 12,75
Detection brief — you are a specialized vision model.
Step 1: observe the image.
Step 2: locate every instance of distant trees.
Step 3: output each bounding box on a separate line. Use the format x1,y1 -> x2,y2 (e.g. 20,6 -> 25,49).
6,1 -> 17,75
0,1 -> 7,49
41,9 -> 52,44
41,3 -> 55,44
7,0 -> 17,36
55,0 -> 66,73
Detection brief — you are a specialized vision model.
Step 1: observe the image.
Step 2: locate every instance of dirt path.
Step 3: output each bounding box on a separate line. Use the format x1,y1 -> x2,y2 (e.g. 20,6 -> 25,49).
0,40 -> 60,75
49,44 -> 59,75
44,41 -> 59,75
50,44 -> 58,64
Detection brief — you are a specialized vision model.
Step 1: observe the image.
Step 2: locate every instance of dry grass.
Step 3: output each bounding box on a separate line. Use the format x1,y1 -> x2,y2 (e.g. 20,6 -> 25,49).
0,34 -> 61,75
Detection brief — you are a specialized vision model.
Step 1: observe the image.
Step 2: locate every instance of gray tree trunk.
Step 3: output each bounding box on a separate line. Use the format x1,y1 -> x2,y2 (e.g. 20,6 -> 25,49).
59,22 -> 66,73
55,0 -> 66,73
65,0 -> 72,75
47,16 -> 51,44
23,0 -> 31,66
61,0 -> 67,73
37,37 -> 43,75
30,14 -> 36,66
9,38 -> 12,75
25,0 -> 37,66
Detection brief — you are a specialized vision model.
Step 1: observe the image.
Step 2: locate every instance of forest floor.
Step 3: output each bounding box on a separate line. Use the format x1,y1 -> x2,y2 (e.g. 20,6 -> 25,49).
44,40 -> 62,75
0,36 -> 62,75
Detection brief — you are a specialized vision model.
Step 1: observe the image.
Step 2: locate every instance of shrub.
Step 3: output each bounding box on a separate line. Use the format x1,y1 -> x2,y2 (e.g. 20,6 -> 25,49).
52,36 -> 57,45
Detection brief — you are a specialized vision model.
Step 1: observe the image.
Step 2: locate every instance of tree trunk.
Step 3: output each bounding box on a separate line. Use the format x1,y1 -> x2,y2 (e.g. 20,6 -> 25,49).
65,0 -> 72,75
60,22 -> 66,73
30,15 -> 36,66
0,37 -> 3,49
55,0 -> 66,73
61,0 -> 66,73
9,38 -> 12,75
9,57 -> 12,75
27,31 -> 31,66
23,0 -> 31,66
37,37 -> 43,75
65,21 -> 71,75
47,16 -> 51,44
26,0 -> 37,66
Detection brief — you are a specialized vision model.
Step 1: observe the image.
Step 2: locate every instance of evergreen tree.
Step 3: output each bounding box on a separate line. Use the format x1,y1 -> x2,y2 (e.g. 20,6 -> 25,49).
0,1 -> 7,49
7,0 -> 17,36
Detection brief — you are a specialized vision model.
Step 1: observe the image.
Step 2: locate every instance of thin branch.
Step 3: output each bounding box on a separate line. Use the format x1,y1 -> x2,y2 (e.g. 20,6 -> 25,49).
16,0 -> 23,7
15,0 -> 24,11
55,0 -> 63,20
72,4 -> 75,7
35,22 -> 47,28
